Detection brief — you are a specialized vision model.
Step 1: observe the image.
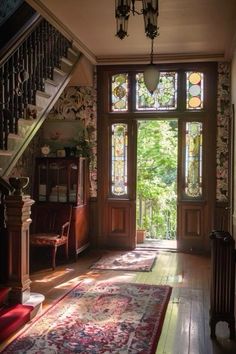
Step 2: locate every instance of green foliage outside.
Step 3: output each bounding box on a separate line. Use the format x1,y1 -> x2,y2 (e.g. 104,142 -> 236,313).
137,120 -> 178,239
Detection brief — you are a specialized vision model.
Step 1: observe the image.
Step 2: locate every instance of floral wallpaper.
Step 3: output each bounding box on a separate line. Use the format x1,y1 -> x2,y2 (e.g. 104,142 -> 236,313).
47,86 -> 97,197
216,62 -> 231,202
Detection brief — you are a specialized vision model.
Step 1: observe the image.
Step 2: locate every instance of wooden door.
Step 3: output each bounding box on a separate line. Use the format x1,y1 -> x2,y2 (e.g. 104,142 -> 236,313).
97,63 -> 217,252
99,118 -> 137,249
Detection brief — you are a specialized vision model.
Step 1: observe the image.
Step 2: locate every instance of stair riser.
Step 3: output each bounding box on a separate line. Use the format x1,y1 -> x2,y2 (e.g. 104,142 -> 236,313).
67,49 -> 78,62
36,94 -> 50,108
44,81 -> 58,97
60,59 -> 73,73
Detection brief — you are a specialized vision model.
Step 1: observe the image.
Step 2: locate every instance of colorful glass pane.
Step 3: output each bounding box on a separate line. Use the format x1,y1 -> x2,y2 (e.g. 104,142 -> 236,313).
186,72 -> 204,110
136,72 -> 177,110
111,74 -> 128,112
111,124 -> 128,196
185,122 -> 203,197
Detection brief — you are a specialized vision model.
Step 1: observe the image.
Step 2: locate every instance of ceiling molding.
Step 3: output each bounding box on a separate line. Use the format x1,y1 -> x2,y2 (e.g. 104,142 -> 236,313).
26,0 -> 97,65
96,53 -> 226,65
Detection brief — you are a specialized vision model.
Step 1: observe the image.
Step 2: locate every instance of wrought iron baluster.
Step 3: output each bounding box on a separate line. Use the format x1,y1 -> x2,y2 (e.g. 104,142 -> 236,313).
13,50 -> 19,122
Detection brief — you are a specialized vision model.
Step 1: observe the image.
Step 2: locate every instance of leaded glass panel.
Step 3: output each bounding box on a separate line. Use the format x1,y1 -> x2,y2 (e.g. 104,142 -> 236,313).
186,72 -> 204,110
185,122 -> 203,197
111,74 -> 128,112
136,72 -> 177,110
111,123 -> 128,196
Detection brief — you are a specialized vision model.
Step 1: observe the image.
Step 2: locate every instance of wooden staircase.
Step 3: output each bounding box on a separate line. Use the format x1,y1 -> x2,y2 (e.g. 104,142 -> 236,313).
0,18 -> 81,178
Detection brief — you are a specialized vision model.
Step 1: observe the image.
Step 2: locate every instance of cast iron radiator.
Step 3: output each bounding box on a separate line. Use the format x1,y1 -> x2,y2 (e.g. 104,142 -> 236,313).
209,230 -> 235,339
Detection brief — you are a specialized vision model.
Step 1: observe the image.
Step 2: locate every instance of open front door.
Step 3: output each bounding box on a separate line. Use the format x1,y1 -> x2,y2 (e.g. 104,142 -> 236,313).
97,64 -> 217,253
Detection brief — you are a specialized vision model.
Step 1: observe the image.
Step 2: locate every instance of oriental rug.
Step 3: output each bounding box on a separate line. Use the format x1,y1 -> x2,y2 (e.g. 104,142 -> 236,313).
90,250 -> 157,271
3,281 -> 172,354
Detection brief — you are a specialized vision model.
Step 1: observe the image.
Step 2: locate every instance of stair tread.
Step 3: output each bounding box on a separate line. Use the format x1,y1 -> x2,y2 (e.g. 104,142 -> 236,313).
8,133 -> 23,140
36,90 -> 51,99
61,56 -> 73,66
45,78 -> 59,87
18,118 -> 36,126
0,304 -> 33,343
54,67 -> 66,76
0,150 -> 13,156
68,47 -> 79,56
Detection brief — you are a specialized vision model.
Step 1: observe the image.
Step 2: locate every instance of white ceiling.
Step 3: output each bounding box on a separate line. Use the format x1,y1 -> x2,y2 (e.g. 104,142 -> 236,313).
27,0 -> 236,64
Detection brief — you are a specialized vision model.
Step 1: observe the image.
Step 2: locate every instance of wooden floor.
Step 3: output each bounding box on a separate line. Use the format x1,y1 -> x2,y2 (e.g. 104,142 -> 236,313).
1,248 -> 236,353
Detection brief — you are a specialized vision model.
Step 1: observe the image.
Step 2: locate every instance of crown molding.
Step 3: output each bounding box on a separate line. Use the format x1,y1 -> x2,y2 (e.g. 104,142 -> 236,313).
26,0 -> 97,65
96,52 -> 226,65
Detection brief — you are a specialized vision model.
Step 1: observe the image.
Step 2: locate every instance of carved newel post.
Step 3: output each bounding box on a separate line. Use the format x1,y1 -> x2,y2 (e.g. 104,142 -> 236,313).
5,177 -> 34,304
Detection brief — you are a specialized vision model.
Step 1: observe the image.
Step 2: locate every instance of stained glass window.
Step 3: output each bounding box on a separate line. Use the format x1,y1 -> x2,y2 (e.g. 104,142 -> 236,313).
185,122 -> 203,197
111,74 -> 128,112
136,72 -> 177,110
111,123 -> 128,196
186,72 -> 204,110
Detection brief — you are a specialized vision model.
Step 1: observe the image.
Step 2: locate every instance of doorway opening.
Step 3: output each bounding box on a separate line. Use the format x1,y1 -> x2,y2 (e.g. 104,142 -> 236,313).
136,120 -> 178,248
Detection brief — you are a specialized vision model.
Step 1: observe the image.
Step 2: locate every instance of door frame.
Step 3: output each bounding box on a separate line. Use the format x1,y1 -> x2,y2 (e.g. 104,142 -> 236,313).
97,62 -> 217,252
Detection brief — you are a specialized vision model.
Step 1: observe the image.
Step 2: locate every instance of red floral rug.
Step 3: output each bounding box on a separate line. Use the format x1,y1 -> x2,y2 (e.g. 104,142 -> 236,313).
90,250 -> 157,271
3,281 -> 172,354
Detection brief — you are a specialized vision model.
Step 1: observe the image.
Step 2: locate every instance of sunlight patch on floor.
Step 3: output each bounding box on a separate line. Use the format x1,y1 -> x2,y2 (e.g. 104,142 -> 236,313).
34,268 -> 74,283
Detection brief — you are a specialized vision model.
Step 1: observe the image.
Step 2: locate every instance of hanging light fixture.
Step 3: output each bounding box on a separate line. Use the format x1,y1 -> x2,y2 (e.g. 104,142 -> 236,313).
115,0 -> 159,40
143,39 -> 159,94
115,0 -> 160,94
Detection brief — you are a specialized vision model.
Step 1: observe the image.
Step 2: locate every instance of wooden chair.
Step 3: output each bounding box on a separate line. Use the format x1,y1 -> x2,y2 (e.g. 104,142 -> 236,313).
30,205 -> 72,270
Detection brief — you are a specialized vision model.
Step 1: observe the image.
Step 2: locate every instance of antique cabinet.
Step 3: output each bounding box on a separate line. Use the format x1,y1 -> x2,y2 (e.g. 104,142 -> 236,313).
32,157 -> 89,259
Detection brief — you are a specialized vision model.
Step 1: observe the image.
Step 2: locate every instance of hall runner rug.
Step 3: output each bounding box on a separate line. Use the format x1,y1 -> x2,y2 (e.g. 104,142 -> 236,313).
3,281 -> 172,354
90,250 -> 157,271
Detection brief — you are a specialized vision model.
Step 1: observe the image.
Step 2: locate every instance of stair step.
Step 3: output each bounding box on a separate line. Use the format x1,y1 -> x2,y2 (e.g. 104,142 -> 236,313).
53,67 -> 67,85
7,134 -> 23,151
45,78 -> 58,87
18,118 -> 36,126
0,150 -> 13,157
36,90 -> 51,108
67,47 -> 80,62
61,57 -> 73,66
60,57 -> 74,73
36,90 -> 51,99
24,292 -> 45,320
44,78 -> 59,96
8,133 -> 22,140
0,304 -> 33,343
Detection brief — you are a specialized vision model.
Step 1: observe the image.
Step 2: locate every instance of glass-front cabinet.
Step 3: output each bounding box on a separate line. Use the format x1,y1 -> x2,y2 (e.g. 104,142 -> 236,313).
33,157 -> 89,259
35,157 -> 86,205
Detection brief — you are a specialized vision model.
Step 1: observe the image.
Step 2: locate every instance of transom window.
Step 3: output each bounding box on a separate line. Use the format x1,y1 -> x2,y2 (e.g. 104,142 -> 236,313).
111,71 -> 204,112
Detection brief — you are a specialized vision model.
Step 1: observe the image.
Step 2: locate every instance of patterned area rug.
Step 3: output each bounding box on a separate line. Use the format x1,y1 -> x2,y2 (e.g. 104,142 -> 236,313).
3,281 -> 172,354
90,250 -> 157,271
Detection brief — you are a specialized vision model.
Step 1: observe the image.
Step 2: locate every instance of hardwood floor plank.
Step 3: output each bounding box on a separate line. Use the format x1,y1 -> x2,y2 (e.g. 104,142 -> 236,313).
1,249 -> 236,354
